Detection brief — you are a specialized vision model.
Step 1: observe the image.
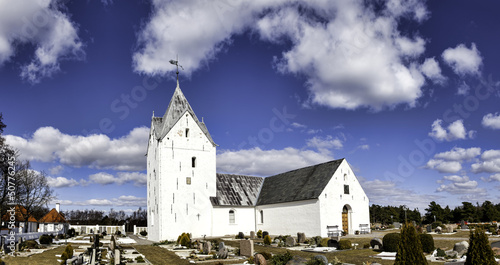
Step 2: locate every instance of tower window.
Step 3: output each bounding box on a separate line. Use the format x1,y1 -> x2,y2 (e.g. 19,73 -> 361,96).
344,185 -> 350,194
192,157 -> 196,168
260,210 -> 264,224
186,177 -> 191,185
185,128 -> 189,137
229,210 -> 235,224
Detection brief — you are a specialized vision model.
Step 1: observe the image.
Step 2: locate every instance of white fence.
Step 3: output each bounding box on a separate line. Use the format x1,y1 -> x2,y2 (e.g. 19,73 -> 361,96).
69,224 -> 125,235
133,225 -> 147,235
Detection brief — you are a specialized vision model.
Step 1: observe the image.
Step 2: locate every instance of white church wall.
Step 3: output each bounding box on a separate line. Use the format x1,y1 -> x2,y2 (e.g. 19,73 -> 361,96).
212,207 -> 255,236
147,125 -> 160,242
319,160 -> 370,236
256,199 -> 321,236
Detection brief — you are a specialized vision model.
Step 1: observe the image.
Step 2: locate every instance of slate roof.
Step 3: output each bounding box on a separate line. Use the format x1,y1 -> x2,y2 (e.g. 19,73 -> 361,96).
210,174 -> 264,206
1,205 -> 37,222
152,81 -> 215,146
256,159 -> 344,206
38,208 -> 67,223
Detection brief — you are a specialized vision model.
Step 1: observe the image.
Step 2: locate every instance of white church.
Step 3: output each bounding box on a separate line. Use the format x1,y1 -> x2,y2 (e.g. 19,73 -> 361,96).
146,80 -> 370,242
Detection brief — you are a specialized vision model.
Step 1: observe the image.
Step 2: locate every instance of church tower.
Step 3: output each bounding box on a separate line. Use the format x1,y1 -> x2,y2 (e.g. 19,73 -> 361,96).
147,80 -> 217,241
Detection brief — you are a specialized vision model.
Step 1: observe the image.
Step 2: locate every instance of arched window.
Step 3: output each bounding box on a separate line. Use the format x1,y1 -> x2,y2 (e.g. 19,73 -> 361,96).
192,157 -> 196,168
185,128 -> 190,137
229,210 -> 235,224
260,210 -> 264,224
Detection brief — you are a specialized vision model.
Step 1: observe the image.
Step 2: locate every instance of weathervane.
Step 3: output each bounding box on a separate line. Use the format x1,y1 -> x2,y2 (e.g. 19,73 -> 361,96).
169,55 -> 184,81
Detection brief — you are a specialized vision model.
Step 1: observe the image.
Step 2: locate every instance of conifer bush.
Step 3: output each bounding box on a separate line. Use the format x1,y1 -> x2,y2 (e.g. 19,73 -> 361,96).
394,222 -> 427,265
263,235 -> 272,245
382,232 -> 401,252
465,227 -> 496,265
338,239 -> 351,250
257,230 -> 263,238
418,233 -> 435,253
60,244 -> 74,265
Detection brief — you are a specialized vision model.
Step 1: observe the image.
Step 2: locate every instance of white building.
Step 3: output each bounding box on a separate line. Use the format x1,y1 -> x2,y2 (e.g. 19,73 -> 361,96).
147,81 -> 370,241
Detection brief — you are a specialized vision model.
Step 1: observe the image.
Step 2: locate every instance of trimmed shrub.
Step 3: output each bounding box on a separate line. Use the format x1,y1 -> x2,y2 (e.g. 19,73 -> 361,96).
363,243 -> 370,249
39,234 -> 52,244
20,240 -> 38,250
257,230 -> 263,238
67,228 -> 76,238
263,235 -> 272,245
338,239 -> 351,250
270,250 -> 293,265
382,233 -> 401,252
179,234 -> 191,247
139,230 -> 147,236
319,238 -> 329,247
419,233 -> 435,253
311,236 -> 322,246
394,222 -> 427,265
465,227 -> 496,265
260,251 -> 272,260
436,248 -> 446,257
60,244 -> 74,265
237,232 -> 245,239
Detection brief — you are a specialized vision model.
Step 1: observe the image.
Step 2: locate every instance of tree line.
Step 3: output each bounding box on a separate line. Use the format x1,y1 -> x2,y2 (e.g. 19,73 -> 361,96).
62,207 -> 147,230
371,200 -> 500,225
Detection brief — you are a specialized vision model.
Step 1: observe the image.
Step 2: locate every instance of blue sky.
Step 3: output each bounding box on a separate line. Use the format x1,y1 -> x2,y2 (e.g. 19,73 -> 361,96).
1,0 -> 500,214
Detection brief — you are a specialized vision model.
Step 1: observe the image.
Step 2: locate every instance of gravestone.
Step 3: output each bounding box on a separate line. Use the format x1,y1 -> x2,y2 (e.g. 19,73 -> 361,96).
286,256 -> 308,265
274,238 -> 281,244
238,232 -> 245,239
114,249 -> 121,265
435,226 -> 442,233
202,241 -> 211,254
445,225 -> 454,233
426,225 -> 432,233
286,236 -> 296,247
327,239 -> 338,248
313,255 -> 328,265
453,241 -> 468,255
491,240 -> 500,249
297,232 -> 306,243
109,235 -> 116,253
250,231 -> 255,239
254,253 -> 267,265
262,231 -> 269,238
240,239 -> 254,257
217,245 -> 228,259
370,238 -> 383,249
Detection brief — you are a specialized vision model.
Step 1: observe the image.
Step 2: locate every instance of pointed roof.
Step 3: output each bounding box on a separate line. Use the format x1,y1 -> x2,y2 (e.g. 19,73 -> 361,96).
1,205 -> 37,222
256,159 -> 344,205
152,81 -> 215,145
38,208 -> 67,223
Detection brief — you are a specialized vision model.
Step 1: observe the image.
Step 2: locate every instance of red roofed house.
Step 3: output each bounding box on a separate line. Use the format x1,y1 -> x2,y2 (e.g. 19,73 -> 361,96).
38,203 -> 69,234
1,205 -> 38,233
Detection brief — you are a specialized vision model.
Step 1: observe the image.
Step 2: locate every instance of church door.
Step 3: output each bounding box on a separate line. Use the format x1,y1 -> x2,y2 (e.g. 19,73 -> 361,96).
342,205 -> 349,234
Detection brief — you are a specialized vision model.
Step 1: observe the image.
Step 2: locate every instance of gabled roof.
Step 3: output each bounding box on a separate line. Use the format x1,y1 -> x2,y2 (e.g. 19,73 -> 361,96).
152,81 -> 215,146
256,159 -> 344,206
1,205 -> 37,222
210,174 -> 264,206
38,208 -> 67,223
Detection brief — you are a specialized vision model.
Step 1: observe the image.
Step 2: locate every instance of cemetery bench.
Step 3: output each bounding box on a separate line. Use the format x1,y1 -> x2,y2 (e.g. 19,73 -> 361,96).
327,225 -> 341,238
359,224 -> 370,234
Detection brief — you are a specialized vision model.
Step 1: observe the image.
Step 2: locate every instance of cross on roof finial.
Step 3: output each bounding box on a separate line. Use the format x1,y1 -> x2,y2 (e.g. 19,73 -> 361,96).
169,55 -> 184,82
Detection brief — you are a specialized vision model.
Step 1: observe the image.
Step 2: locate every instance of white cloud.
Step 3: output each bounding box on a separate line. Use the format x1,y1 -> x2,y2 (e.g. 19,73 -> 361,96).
442,43 -> 482,76
360,178 -> 441,209
47,176 -> 79,188
482,113 -> 500,130
457,81 -> 470,96
481,150 -> 500,161
443,175 -> 469,183
420,57 -> 446,85
359,144 -> 369,150
437,179 -> 486,197
433,147 -> 481,161
426,159 -> 462,173
0,0 -> 85,83
481,173 -> 500,182
428,119 -> 473,141
471,149 -> 500,174
291,122 -> 306,129
217,147 -> 332,176
65,195 -> 146,207
134,0 -> 430,111
88,171 -> 146,186
306,135 -> 343,154
5,126 -> 148,171
49,165 -> 64,175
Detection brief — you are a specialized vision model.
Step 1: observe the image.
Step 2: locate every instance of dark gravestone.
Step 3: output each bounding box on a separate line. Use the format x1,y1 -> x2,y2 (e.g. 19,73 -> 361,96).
262,231 -> 269,238
286,237 -> 296,247
313,255 -> 328,265
217,246 -> 228,259
297,233 -> 306,243
327,239 -> 338,248
238,232 -> 245,239
426,225 -> 432,233
202,241 -> 211,254
370,238 -> 383,249
491,240 -> 500,249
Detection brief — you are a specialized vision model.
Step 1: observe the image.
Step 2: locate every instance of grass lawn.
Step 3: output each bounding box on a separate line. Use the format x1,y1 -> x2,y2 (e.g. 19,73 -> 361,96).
2,245 -> 66,265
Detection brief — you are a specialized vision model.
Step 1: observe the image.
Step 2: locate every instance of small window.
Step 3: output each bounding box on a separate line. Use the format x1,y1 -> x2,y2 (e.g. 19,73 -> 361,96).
185,128 -> 189,137
186,177 -> 191,185
192,157 -> 196,168
229,210 -> 235,224
344,185 -> 350,194
260,210 -> 264,224
344,174 -> 347,181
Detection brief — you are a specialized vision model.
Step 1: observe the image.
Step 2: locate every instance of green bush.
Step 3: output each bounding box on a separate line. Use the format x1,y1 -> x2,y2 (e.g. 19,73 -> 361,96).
270,250 -> 293,265
257,230 -> 263,238
310,236 -> 322,246
306,258 -> 326,265
394,223 -> 427,265
382,233 -> 401,252
419,233 -> 434,253
60,244 -> 74,265
179,234 -> 191,247
363,243 -> 370,249
319,238 -> 329,247
39,234 -> 52,244
140,230 -> 147,236
431,221 -> 443,229
436,248 -> 446,257
260,251 -> 272,260
67,228 -> 76,238
263,235 -> 272,245
135,255 -> 145,263
338,239 -> 351,250
20,240 -> 38,250
465,227 -> 496,265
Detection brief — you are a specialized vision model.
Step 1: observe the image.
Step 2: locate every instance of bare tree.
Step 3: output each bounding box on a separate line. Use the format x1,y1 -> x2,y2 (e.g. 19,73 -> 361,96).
0,113 -> 18,224
15,161 -> 55,232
